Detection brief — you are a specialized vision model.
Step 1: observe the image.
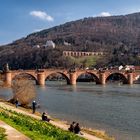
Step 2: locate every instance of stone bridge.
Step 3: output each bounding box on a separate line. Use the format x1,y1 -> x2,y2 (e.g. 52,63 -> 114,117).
1,69 -> 140,86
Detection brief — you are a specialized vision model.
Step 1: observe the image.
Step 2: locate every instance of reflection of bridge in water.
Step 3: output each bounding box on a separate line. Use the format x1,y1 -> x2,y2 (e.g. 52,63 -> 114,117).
1,69 -> 140,86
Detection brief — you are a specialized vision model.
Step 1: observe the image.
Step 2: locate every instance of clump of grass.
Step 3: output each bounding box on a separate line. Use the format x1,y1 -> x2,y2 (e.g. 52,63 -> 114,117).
0,127 -> 7,140
82,128 -> 115,140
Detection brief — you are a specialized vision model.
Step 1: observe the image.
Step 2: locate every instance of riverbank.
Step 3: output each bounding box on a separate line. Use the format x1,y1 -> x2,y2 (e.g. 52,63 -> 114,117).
0,100 -> 114,140
1,83 -> 140,140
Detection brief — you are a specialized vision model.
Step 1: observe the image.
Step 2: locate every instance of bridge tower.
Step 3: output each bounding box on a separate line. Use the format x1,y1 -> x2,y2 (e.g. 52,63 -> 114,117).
5,71 -> 12,86
4,63 -> 12,86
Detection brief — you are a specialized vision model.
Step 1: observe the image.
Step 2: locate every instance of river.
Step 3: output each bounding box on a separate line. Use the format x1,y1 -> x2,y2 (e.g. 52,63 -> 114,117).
0,81 -> 140,140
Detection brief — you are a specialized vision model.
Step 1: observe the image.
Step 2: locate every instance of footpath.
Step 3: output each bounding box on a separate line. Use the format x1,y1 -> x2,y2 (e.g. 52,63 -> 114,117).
0,102 -> 103,140
0,120 -> 30,140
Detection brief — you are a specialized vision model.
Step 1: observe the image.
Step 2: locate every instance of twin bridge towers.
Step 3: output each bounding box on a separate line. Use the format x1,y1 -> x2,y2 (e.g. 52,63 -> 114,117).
3,68 -> 140,86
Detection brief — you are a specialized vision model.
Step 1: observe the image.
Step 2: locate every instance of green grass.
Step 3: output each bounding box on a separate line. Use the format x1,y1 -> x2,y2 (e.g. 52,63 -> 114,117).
0,108 -> 85,140
0,127 -> 7,140
76,56 -> 100,67
67,55 -> 101,68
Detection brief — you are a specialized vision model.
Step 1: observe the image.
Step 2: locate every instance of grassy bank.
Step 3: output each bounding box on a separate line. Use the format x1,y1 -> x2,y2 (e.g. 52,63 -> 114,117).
0,107 -> 85,140
0,101 -> 115,140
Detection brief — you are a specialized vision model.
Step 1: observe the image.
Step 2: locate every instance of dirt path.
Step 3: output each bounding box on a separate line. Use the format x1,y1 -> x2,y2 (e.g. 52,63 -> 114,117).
0,102 -> 103,140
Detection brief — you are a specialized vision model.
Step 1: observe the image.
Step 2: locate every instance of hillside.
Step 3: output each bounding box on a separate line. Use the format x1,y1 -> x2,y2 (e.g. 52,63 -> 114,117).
1,12 -> 140,69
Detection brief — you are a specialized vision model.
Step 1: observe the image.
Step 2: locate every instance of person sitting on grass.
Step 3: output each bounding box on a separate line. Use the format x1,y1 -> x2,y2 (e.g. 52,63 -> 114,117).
42,112 -> 50,122
68,121 -> 76,132
74,123 -> 83,135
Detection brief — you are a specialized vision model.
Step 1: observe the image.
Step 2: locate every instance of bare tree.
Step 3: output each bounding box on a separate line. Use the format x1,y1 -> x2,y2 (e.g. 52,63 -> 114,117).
11,78 -> 36,107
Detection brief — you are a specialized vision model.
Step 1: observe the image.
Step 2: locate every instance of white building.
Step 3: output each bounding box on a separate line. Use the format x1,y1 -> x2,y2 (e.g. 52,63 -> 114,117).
64,41 -> 71,46
33,45 -> 40,48
124,65 -> 134,71
45,40 -> 55,48
118,65 -> 123,70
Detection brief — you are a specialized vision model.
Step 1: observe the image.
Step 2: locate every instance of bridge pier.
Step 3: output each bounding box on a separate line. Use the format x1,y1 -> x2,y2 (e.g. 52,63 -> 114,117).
69,73 -> 76,85
5,71 -> 12,86
37,72 -> 45,86
127,72 -> 133,85
99,72 -> 106,85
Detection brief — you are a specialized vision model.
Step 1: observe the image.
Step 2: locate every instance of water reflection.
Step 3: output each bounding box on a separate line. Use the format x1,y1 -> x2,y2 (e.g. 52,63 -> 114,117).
0,88 -> 12,100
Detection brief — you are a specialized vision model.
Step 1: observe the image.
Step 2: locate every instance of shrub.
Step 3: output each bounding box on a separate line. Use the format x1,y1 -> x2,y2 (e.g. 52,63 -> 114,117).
11,78 -> 36,107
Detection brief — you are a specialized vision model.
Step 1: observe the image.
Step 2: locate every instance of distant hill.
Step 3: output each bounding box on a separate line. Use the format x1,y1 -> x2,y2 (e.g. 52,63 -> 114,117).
1,12 -> 140,69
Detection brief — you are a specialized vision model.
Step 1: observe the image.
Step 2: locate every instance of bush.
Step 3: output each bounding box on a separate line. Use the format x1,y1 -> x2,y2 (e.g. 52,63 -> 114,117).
11,79 -> 36,107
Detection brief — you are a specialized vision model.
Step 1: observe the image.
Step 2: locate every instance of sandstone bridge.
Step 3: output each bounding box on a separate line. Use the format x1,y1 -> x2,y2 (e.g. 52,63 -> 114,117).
1,69 -> 140,86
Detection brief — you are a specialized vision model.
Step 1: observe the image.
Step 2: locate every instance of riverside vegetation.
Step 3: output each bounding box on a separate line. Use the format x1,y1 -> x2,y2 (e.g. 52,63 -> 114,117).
0,104 -> 115,140
0,107 -> 85,140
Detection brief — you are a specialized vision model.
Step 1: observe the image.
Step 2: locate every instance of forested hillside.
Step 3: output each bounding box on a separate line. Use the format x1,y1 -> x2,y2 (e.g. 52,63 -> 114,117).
1,12 -> 140,70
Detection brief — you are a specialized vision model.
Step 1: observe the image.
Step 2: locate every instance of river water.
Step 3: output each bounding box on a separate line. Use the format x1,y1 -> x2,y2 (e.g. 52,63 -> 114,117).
0,81 -> 140,140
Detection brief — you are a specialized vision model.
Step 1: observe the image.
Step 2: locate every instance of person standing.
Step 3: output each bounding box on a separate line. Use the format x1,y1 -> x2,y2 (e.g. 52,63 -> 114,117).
15,98 -> 19,108
32,100 -> 37,114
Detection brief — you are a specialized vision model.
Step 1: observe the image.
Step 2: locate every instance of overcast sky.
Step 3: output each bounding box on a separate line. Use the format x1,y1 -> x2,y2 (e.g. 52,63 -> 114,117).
0,0 -> 140,45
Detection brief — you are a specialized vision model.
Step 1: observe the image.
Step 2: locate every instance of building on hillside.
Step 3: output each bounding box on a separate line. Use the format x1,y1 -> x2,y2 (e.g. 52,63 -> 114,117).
134,66 -> 140,70
43,40 -> 55,48
63,51 -> 105,57
132,48 -> 140,55
33,45 -> 40,48
118,65 -> 123,70
124,65 -> 135,71
64,41 -> 71,46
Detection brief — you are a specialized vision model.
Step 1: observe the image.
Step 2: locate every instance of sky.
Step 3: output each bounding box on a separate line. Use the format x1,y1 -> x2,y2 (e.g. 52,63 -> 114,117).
0,0 -> 140,45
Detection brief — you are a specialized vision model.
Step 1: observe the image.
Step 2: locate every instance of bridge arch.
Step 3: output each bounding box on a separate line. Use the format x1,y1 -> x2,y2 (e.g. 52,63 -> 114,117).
76,72 -> 100,84
45,72 -> 70,84
106,72 -> 127,84
12,73 -> 38,84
